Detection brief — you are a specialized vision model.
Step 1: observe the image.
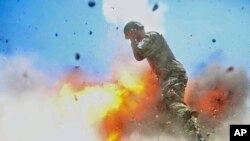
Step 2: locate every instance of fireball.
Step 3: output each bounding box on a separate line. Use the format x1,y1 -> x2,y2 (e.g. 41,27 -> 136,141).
56,67 -> 158,141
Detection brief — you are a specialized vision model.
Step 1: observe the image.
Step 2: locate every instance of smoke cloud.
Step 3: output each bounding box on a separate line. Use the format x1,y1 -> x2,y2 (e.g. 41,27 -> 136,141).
185,63 -> 249,140
0,55 -> 249,141
0,56 -> 102,141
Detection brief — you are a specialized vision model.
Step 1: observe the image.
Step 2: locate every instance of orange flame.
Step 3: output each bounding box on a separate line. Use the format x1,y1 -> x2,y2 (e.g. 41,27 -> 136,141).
56,68 -> 159,141
185,80 -> 232,125
101,70 -> 159,141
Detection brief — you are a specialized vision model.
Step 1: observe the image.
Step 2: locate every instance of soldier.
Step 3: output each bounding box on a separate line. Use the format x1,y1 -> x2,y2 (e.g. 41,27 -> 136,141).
124,21 -> 205,141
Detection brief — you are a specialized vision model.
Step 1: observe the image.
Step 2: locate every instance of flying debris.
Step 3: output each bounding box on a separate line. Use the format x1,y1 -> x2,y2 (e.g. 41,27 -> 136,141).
152,3 -> 159,12
74,95 -> 78,101
212,38 -> 216,43
226,66 -> 234,72
55,33 -> 58,37
89,30 -> 93,35
88,0 -> 96,8
75,52 -> 81,60
23,72 -> 28,78
74,66 -> 80,69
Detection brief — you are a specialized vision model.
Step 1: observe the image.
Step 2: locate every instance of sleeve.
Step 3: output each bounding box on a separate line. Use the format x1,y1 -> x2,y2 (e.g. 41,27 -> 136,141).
131,35 -> 153,61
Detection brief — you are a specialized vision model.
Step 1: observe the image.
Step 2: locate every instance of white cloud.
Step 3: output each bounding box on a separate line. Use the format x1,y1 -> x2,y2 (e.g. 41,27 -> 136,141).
102,0 -> 167,33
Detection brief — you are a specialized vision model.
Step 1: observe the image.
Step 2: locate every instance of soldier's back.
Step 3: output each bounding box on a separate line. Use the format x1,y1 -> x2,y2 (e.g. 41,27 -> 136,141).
143,32 -> 186,80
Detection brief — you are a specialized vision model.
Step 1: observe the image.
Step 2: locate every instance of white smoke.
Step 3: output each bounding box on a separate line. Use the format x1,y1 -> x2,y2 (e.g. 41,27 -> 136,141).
0,56 -> 49,97
102,0 -> 167,33
0,56 -> 102,141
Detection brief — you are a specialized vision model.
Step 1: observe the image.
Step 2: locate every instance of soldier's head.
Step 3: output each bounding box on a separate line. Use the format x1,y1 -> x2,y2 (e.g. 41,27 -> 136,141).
124,21 -> 145,41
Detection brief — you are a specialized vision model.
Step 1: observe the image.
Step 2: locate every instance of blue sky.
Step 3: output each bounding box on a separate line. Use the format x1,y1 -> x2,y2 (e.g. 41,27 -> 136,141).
0,0 -> 250,80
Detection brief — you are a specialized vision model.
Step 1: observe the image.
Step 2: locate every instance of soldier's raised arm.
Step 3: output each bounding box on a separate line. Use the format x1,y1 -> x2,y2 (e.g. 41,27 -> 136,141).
124,21 -> 150,61
130,39 -> 145,61
130,35 -> 152,61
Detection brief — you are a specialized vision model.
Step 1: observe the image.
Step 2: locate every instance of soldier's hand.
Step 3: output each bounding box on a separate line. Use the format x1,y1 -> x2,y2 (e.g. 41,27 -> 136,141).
129,28 -> 137,45
130,28 -> 137,39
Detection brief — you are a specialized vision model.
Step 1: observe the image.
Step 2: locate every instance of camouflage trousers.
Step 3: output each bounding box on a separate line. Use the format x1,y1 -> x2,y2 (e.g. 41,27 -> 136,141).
159,73 -> 202,141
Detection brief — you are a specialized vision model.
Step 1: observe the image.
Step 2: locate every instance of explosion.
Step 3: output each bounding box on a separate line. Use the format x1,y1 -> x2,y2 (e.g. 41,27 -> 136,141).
56,65 -> 159,141
57,63 -> 249,141
0,57 -> 248,141
185,64 -> 248,126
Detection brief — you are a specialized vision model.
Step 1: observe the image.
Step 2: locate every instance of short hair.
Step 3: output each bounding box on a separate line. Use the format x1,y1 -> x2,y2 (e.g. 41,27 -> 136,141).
124,21 -> 144,33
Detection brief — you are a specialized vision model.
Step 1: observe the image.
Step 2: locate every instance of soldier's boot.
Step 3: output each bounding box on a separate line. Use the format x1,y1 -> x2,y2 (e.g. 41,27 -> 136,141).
197,133 -> 205,141
183,116 -> 205,141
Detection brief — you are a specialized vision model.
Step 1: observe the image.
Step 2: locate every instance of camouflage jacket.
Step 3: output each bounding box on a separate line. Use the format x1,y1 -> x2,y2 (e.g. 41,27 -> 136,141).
132,31 -> 186,81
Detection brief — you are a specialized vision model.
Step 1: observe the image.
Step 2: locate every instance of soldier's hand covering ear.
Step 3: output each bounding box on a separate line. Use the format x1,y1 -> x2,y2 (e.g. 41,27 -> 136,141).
129,28 -> 138,43
131,28 -> 137,38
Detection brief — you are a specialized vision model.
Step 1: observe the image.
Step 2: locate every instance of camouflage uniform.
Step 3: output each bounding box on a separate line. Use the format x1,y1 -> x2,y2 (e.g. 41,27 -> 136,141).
131,31 -> 203,141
